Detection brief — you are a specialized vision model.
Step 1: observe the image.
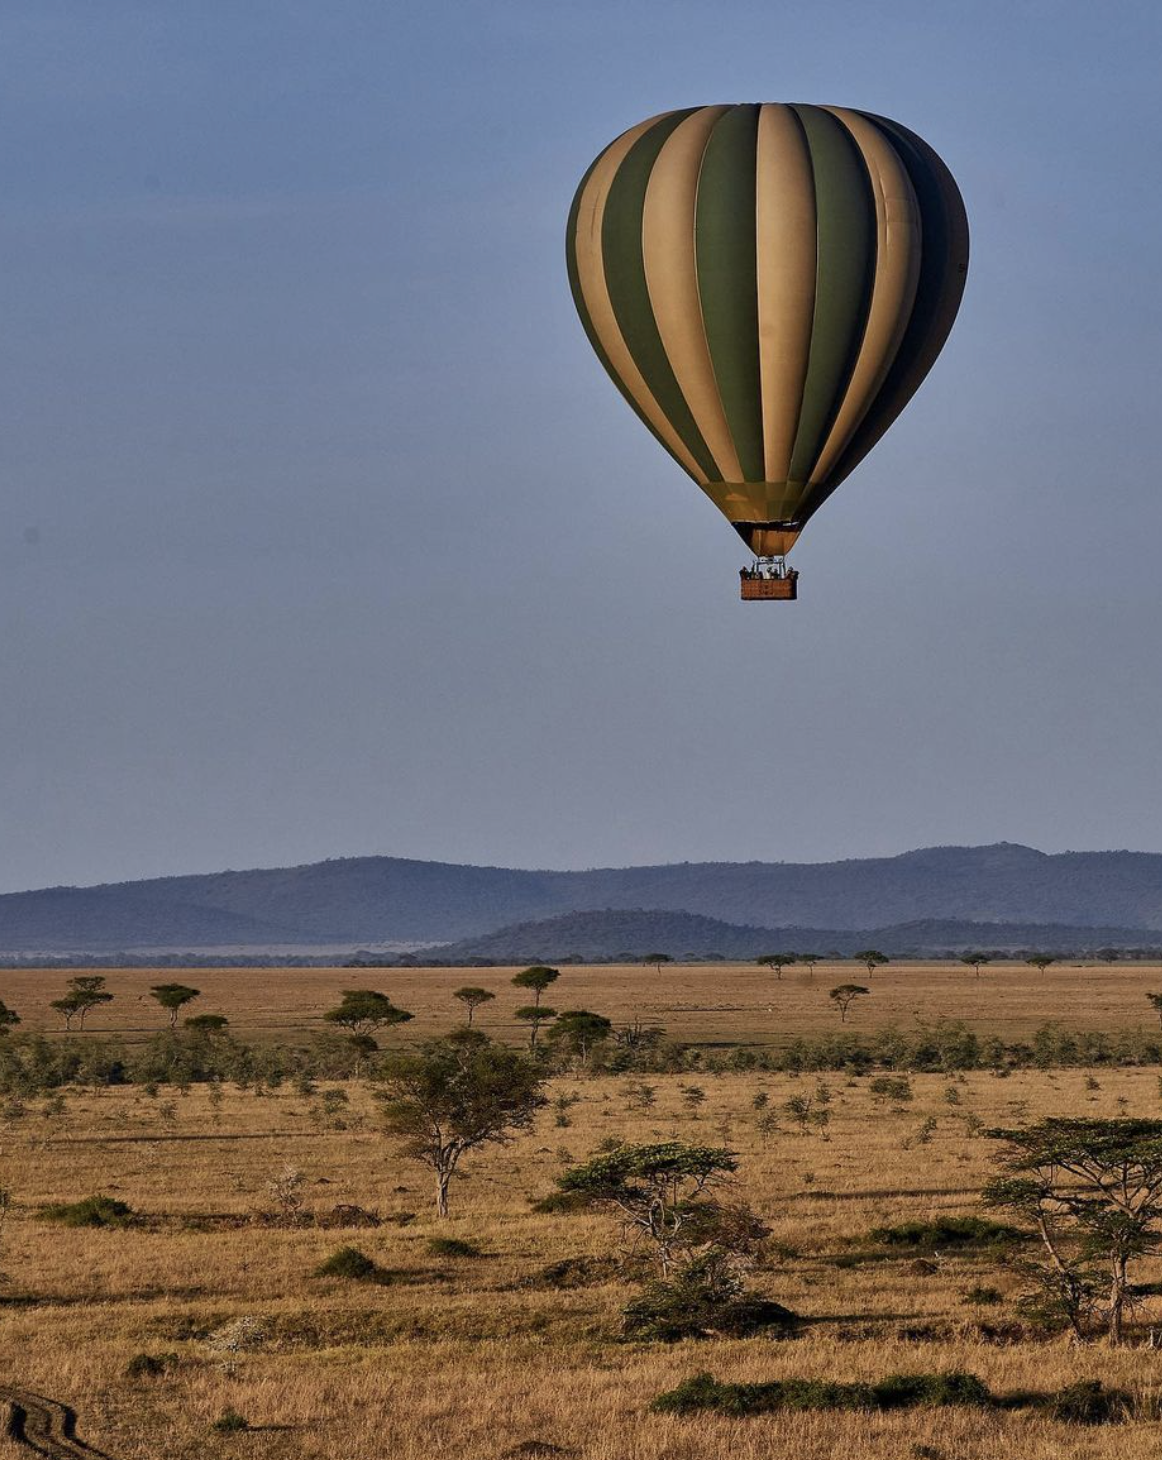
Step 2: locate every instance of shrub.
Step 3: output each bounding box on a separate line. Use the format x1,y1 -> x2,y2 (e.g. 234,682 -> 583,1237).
426,1236 -> 482,1258
867,1216 -> 1025,1251
650,1370 -> 992,1415
622,1251 -> 796,1342
963,1285 -> 1005,1306
39,1195 -> 134,1228
125,1351 -> 178,1378
1048,1380 -> 1132,1425
211,1409 -> 250,1433
529,1189 -> 590,1215
313,1245 -> 383,1282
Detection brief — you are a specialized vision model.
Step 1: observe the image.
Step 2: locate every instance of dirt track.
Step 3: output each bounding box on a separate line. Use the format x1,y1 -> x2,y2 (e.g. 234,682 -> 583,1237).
0,1388 -> 110,1460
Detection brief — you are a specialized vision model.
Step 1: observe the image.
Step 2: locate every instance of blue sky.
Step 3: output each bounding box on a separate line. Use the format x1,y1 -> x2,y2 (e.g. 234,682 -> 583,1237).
3,0 -> 1162,890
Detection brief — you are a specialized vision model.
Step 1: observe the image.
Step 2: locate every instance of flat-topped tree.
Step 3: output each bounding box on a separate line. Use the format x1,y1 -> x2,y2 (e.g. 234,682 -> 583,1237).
1027,955 -> 1056,974
0,999 -> 19,1033
962,954 -> 991,978
757,953 -> 796,980
829,984 -> 869,1023
150,983 -> 200,1028
378,1029 -> 546,1217
50,975 -> 113,1031
324,989 -> 413,1046
852,949 -> 888,977
452,986 -> 495,1026
514,1005 -> 556,1050
642,953 -> 672,974
185,1013 -> 229,1034
511,965 -> 560,1006
798,954 -> 820,977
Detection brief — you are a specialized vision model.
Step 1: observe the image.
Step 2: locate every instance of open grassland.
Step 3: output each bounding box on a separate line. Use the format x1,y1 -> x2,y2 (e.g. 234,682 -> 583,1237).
5,1061 -> 1162,1454
5,959 -> 1162,1046
5,967 -> 1162,1457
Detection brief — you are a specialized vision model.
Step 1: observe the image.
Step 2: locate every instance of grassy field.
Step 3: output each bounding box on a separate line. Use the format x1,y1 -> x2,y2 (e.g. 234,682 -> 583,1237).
5,958 -> 1162,1045
3,965 -> 1162,1458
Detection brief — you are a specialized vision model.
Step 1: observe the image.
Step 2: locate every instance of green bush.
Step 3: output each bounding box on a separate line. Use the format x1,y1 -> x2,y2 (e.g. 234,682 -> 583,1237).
313,1245 -> 383,1282
39,1195 -> 134,1228
622,1251 -> 796,1342
867,1216 -> 1025,1251
1048,1380 -> 1132,1425
125,1351 -> 178,1379
426,1236 -> 482,1258
211,1409 -> 250,1433
650,1370 -> 993,1415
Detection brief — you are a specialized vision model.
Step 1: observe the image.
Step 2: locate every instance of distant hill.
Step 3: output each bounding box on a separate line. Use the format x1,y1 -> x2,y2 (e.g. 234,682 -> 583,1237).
424,909 -> 1162,963
2,842 -> 1162,954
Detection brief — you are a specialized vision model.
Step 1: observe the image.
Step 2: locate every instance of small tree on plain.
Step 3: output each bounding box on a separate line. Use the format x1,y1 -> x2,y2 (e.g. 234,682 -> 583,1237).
50,976 -> 113,1031
0,1000 -> 20,1033
511,965 -> 560,1009
546,1009 -> 613,1068
377,1029 -> 546,1217
798,954 -> 820,977
150,983 -> 201,1029
1147,993 -> 1162,1029
962,954 -> 991,978
852,949 -> 889,977
642,953 -> 672,975
452,986 -> 495,1027
324,989 -> 413,1043
984,1118 -> 1162,1344
556,1141 -> 741,1275
1027,955 -> 1056,975
829,984 -> 869,1023
185,1013 -> 229,1034
514,1004 -> 557,1050
757,953 -> 796,981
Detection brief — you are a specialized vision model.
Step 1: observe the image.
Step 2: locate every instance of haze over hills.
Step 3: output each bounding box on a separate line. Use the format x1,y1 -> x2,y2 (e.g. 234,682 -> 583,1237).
2,842 -> 1162,956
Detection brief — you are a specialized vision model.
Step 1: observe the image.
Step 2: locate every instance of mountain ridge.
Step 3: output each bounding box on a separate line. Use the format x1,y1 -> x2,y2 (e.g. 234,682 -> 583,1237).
3,842 -> 1162,953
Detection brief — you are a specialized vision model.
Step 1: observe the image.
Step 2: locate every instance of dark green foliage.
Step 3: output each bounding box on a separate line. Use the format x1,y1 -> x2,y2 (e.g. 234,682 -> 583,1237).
1047,1380 -> 1131,1425
545,1010 -> 613,1063
963,1285 -> 1005,1306
426,1236 -> 482,1258
313,1245 -> 384,1281
529,1189 -> 591,1215
324,989 -> 413,1036
622,1251 -> 796,1341
511,966 -> 560,999
868,1216 -> 1026,1251
211,1409 -> 250,1433
185,1013 -> 229,1033
150,983 -> 200,1027
125,1352 -> 179,1378
40,1194 -> 134,1227
0,999 -> 20,1032
650,1370 -> 991,1415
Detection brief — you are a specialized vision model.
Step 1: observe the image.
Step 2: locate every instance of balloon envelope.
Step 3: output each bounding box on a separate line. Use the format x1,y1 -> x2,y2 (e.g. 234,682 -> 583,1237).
566,103 -> 969,557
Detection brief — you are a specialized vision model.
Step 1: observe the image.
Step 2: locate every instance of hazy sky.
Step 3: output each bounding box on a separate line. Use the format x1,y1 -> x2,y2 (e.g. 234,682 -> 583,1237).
3,0 -> 1162,892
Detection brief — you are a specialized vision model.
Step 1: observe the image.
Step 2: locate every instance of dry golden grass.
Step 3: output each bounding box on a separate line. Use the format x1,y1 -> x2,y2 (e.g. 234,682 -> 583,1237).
2,1055 -> 1162,1455
4,966 -> 1162,1456
6,958 -> 1162,1045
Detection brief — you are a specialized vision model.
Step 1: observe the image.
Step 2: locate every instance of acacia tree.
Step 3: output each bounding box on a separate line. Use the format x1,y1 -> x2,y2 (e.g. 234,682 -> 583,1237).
984,1118 -> 1162,1343
961,954 -> 991,978
546,1009 -> 613,1068
0,1000 -> 19,1034
797,953 -> 820,978
642,953 -> 672,975
852,949 -> 889,977
50,976 -> 113,1031
324,989 -> 413,1041
556,1141 -> 740,1275
514,1004 -> 557,1050
829,984 -> 869,1023
150,983 -> 200,1028
1147,993 -> 1162,1030
377,1029 -> 546,1216
185,1013 -> 229,1035
757,953 -> 796,981
452,986 -> 495,1027
1027,955 -> 1056,975
511,965 -> 560,1007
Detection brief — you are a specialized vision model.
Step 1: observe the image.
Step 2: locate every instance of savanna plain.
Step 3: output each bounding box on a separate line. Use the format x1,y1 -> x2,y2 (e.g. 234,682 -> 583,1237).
5,960 -> 1162,1460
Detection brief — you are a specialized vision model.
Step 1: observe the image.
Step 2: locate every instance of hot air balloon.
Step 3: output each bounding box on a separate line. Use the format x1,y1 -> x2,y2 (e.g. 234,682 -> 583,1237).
565,104 -> 968,599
